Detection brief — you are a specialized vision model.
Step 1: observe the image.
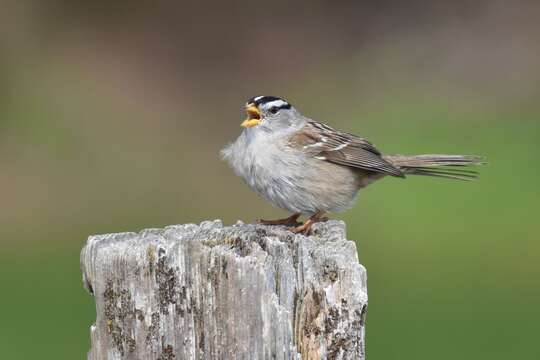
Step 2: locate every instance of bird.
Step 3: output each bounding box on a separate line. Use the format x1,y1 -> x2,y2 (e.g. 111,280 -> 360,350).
221,95 -> 485,234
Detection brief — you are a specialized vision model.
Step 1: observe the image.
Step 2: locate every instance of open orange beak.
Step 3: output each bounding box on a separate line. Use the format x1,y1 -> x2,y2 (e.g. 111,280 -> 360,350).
241,104 -> 262,128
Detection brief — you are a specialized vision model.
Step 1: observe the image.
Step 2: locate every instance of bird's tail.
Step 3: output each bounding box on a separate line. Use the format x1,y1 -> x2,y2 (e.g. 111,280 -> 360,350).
383,154 -> 486,181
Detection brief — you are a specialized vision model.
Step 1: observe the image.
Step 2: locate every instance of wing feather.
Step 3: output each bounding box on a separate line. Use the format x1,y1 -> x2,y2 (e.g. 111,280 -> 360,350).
289,121 -> 404,178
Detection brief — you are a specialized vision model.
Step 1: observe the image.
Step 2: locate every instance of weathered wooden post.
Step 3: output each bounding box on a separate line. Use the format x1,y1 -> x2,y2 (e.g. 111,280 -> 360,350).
81,220 -> 368,359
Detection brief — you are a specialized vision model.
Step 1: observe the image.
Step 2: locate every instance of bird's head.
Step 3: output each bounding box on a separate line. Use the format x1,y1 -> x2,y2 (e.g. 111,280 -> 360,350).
241,96 -> 300,132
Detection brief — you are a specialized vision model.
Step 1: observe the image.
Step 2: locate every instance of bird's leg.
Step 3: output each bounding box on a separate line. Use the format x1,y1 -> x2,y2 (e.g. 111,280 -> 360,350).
257,213 -> 302,227
290,211 -> 327,234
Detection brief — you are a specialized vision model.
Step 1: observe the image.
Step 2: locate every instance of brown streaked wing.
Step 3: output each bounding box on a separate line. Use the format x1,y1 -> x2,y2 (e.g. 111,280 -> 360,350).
289,121 -> 404,178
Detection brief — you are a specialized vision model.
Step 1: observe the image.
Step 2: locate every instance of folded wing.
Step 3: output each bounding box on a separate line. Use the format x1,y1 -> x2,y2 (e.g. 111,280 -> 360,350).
289,121 -> 404,178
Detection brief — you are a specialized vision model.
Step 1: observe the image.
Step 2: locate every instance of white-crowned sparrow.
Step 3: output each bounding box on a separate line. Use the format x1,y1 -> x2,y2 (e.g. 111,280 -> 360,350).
221,95 -> 484,233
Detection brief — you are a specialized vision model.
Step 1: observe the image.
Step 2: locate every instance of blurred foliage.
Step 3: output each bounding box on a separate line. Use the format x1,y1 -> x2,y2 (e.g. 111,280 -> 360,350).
1,0 -> 539,359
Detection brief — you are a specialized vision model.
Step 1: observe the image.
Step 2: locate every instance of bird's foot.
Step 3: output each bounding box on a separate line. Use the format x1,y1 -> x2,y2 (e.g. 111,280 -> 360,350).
289,211 -> 327,235
256,213 -> 302,227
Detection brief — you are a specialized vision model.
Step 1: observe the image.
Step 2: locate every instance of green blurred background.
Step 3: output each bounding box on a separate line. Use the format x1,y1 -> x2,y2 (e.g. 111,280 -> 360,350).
1,0 -> 539,358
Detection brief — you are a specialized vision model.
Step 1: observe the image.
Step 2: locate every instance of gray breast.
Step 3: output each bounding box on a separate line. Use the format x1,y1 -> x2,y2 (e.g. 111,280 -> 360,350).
222,132 -> 366,215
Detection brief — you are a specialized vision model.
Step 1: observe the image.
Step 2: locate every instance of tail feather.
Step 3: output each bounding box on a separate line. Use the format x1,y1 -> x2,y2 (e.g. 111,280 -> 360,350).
384,154 -> 486,181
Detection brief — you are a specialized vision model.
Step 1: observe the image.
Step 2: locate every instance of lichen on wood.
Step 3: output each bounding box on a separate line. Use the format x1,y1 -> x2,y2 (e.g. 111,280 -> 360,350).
81,220 -> 368,360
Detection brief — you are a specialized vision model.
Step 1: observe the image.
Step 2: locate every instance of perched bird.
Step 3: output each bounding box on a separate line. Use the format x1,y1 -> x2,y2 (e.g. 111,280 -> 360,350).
221,95 -> 484,233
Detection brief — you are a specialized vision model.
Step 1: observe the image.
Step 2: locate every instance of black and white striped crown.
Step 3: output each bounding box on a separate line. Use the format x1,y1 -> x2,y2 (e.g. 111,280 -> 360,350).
247,95 -> 292,110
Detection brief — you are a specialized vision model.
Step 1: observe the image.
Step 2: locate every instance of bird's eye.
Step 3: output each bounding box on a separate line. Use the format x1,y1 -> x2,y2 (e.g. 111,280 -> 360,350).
269,106 -> 279,114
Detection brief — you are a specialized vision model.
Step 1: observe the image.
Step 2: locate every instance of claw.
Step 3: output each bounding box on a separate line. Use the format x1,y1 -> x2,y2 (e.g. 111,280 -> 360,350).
289,211 -> 327,235
289,221 -> 314,234
257,213 -> 302,227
